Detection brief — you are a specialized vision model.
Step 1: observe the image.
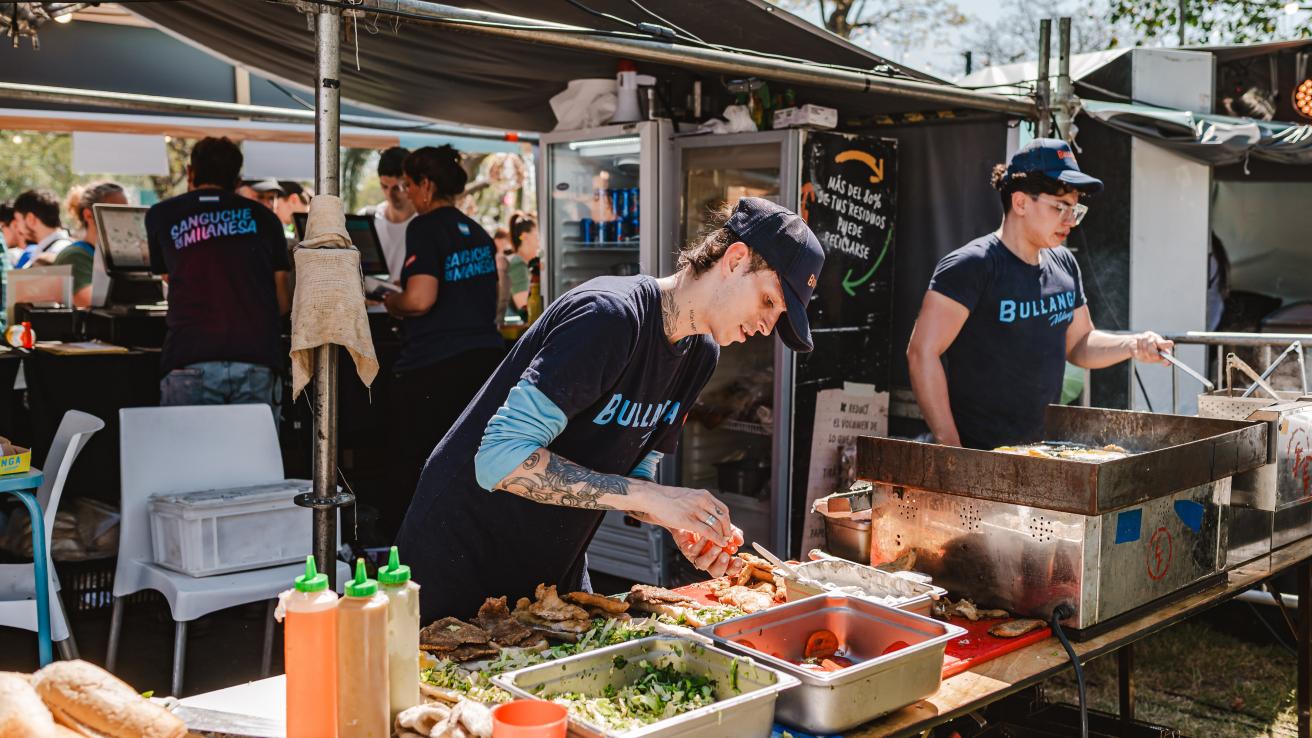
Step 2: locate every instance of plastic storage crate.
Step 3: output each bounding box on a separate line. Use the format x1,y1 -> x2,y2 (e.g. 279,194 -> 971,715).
148,480 -> 313,577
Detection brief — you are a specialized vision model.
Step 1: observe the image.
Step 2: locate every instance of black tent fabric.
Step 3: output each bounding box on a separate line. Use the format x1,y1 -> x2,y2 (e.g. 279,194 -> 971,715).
128,0 -> 951,132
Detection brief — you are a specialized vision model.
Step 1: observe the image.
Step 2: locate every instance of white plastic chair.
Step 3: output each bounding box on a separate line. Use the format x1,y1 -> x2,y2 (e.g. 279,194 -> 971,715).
111,404 -> 348,697
0,410 -> 104,661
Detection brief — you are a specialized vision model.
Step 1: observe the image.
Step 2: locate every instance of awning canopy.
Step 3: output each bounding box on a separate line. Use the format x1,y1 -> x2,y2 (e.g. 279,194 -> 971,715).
1083,100 -> 1312,167
124,0 -> 1010,133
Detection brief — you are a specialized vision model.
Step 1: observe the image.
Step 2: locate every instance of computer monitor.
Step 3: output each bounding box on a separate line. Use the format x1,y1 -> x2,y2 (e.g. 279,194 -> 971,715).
293,212 -> 389,278
93,204 -> 152,273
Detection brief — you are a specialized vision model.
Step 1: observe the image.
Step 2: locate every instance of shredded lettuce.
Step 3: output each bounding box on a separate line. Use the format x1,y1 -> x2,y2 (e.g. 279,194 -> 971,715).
540,660 -> 718,732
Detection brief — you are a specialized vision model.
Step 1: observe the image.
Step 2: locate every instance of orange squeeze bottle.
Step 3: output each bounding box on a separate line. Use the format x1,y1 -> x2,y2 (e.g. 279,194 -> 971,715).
282,556 -> 338,738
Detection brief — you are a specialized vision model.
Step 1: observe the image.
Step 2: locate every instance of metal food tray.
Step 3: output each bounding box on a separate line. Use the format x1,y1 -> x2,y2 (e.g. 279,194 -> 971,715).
491,636 -> 799,738
857,405 -> 1268,514
782,559 -> 945,616
697,594 -> 965,734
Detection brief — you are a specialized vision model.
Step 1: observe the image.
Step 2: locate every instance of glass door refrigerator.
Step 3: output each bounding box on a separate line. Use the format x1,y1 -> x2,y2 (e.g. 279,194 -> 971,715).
537,121 -> 673,303
540,120 -> 676,585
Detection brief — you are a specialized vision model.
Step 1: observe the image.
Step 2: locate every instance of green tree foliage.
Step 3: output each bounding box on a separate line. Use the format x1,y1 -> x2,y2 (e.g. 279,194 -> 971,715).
1108,0 -> 1312,45
0,131 -> 72,200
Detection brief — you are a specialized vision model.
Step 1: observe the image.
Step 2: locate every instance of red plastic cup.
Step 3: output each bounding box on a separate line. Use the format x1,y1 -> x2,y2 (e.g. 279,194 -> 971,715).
492,699 -> 568,738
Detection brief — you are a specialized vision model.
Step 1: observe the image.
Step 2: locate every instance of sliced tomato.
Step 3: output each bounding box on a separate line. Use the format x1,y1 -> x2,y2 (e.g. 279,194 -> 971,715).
804,629 -> 840,659
881,640 -> 910,656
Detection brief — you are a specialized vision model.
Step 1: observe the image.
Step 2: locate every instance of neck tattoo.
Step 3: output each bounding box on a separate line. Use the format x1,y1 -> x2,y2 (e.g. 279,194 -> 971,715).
688,309 -> 697,333
660,289 -> 680,339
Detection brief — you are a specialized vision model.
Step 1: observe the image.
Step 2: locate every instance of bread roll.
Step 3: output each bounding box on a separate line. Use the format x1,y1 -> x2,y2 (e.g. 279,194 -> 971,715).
0,671 -> 58,738
30,660 -> 186,738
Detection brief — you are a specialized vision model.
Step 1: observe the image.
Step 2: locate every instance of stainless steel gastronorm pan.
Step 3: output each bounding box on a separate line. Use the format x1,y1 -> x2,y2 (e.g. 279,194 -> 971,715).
491,636 -> 799,738
697,594 -> 965,733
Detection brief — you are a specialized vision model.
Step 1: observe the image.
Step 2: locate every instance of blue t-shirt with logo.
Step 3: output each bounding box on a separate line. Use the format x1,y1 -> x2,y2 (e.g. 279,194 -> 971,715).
396,275 -> 719,620
146,189 -> 290,375
396,206 -> 501,372
928,234 -> 1086,449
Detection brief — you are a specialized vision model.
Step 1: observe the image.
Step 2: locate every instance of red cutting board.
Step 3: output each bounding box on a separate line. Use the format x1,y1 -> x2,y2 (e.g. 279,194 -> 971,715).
940,617 -> 1052,678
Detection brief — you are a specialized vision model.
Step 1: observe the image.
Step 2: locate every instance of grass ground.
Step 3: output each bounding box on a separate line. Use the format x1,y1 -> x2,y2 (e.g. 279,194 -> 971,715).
1045,603 -> 1300,738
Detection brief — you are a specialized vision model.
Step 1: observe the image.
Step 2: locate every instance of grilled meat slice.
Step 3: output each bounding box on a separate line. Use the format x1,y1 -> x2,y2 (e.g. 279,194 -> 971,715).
564,590 -> 629,615
474,596 -> 537,647
419,617 -> 491,653
528,584 -> 589,622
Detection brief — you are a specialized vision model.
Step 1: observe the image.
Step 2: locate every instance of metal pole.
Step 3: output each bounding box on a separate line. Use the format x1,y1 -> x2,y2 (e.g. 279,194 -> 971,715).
1117,645 -> 1135,722
964,51 -> 973,76
312,3 -> 342,589
1054,17 -> 1073,141
1178,0 -> 1187,46
1299,561 -> 1311,737
1036,20 -> 1052,138
0,82 -> 531,141
315,0 -> 1037,119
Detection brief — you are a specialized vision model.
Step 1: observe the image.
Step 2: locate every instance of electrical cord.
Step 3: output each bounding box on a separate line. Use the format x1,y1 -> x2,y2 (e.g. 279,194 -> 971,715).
1050,604 -> 1088,738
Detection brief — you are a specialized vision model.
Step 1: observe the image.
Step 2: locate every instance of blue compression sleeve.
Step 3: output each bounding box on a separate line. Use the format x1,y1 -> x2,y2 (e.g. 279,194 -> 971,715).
475,380 -> 568,491
630,451 -> 663,481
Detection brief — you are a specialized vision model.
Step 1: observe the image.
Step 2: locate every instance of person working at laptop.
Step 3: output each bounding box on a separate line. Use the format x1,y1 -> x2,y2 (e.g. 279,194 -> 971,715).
146,137 -> 291,408
381,144 -> 503,540
59,181 -> 127,308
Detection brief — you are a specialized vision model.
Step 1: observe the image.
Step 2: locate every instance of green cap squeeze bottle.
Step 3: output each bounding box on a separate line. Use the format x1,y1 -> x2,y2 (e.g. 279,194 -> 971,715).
337,558 -> 389,737
378,546 -> 421,722
284,556 -> 338,738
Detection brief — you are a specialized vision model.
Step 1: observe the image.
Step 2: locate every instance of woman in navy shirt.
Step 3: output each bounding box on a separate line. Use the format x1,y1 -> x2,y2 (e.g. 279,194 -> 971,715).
382,145 -> 503,539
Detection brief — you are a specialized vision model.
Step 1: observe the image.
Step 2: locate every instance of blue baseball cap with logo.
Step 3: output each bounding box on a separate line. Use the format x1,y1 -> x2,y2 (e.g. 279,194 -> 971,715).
724,197 -> 825,353
1004,138 -> 1103,194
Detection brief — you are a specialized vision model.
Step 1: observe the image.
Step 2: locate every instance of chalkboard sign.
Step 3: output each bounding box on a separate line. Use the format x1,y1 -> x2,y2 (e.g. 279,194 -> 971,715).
800,133 -> 897,331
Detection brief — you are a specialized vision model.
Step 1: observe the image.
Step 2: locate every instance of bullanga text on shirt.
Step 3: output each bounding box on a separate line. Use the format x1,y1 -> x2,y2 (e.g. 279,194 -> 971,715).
169,208 -> 259,250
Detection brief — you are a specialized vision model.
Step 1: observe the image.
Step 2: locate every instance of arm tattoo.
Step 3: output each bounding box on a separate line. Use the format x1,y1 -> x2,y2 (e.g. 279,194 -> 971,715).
499,451 -> 631,510
660,289 -> 679,340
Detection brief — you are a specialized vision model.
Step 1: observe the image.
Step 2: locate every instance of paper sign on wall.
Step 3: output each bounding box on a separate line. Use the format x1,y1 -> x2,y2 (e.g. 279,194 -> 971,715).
800,384 -> 888,554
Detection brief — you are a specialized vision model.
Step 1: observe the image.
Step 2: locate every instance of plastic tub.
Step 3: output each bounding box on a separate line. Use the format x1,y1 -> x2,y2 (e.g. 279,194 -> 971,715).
147,480 -> 314,577
491,700 -> 568,738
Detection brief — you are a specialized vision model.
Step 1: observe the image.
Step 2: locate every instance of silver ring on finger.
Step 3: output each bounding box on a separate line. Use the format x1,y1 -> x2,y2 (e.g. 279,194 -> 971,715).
704,513 -> 716,528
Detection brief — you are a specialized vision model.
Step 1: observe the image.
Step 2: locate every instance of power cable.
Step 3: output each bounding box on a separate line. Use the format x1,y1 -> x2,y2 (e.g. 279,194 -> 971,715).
1050,605 -> 1088,738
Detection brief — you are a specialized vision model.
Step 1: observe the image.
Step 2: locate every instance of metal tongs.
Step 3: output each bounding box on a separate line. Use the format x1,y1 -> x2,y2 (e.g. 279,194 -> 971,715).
1228,341 -> 1307,399
1159,349 -> 1215,391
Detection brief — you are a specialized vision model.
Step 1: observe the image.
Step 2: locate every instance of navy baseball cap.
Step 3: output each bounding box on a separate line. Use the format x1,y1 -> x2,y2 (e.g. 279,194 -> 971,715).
724,197 -> 825,353
1004,138 -> 1103,194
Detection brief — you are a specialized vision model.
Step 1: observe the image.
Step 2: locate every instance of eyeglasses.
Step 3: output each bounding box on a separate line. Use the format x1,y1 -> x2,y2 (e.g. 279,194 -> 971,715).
1030,195 -> 1088,225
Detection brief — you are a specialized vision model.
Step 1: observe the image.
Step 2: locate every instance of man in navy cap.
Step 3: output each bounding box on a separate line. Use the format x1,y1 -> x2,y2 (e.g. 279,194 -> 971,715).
396,197 -> 824,620
908,139 -> 1172,450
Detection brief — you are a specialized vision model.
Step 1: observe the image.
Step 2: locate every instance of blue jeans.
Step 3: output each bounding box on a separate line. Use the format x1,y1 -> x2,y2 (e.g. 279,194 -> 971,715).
159,361 -> 280,411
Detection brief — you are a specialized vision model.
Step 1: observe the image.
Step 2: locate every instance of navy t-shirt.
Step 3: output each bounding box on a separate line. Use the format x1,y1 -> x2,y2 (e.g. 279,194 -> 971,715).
146,189 -> 290,375
928,235 -> 1086,449
395,275 -> 719,621
396,206 -> 501,372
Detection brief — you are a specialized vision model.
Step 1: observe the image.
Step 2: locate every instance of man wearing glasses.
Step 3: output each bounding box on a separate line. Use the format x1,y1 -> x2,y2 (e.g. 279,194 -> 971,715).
907,138 -> 1173,449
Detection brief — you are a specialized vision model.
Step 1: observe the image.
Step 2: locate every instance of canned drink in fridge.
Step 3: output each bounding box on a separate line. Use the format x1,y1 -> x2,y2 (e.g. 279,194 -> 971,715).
579,218 -> 595,245
629,187 -> 640,238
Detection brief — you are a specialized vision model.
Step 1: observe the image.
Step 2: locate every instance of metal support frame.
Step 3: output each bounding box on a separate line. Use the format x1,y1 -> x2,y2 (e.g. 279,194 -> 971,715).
311,3 -> 342,589
1299,561 -> 1311,737
1153,332 -> 1312,414
1036,20 -> 1052,138
307,0 -> 1036,119
0,81 -> 528,140
1054,18 -> 1073,141
1117,645 -> 1135,722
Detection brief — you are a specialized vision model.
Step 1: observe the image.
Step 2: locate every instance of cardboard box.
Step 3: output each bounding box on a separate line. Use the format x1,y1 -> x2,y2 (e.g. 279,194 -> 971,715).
773,104 -> 838,130
0,437 -> 31,476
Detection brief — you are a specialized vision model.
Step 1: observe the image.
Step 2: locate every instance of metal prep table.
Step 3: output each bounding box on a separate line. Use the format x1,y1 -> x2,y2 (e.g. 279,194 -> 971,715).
855,405 -> 1269,638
